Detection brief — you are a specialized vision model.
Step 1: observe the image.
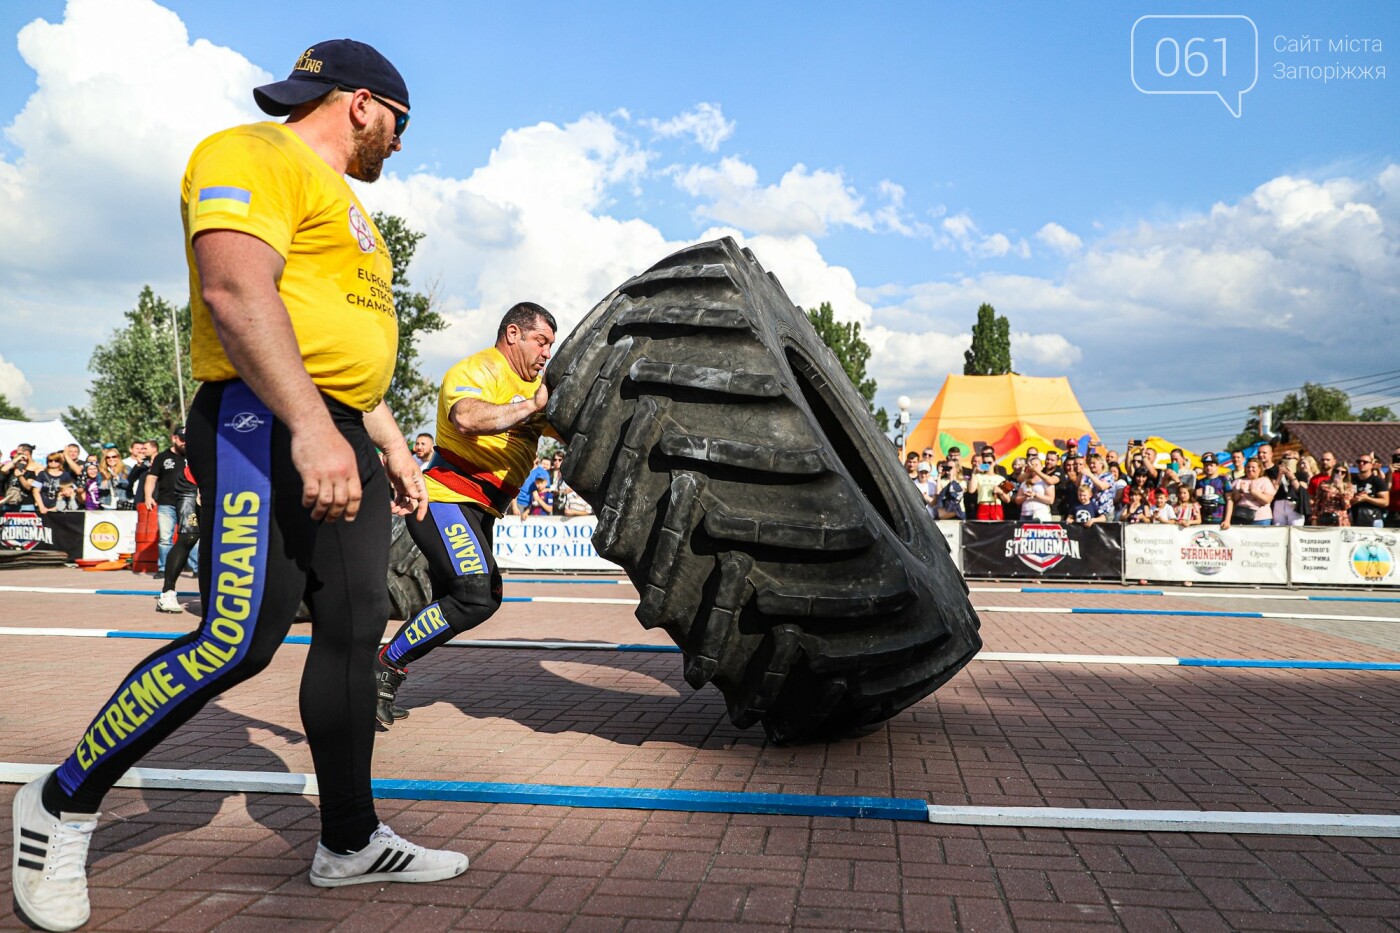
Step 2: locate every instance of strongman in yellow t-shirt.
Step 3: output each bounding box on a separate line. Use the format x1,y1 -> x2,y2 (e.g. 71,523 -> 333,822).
376,303 -> 559,725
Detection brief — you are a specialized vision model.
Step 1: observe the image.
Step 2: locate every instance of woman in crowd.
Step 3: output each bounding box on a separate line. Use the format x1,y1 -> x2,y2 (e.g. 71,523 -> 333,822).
1311,464 -> 1354,526
1224,457 -> 1275,529
1014,456 -> 1054,523
1120,469 -> 1159,513
1272,451 -> 1308,526
81,462 -> 102,509
1003,456 -> 1027,521
1162,485 -> 1200,527
97,447 -> 133,509
29,450 -> 73,514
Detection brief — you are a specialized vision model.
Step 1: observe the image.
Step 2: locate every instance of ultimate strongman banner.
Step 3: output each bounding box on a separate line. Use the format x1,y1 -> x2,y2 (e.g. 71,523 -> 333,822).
1,511 -> 84,558
961,521 -> 1123,579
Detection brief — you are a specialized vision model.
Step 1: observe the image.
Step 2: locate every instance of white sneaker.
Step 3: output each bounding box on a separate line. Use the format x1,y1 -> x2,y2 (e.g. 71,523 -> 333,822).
155,591 -> 181,613
308,822 -> 467,888
11,773 -> 99,932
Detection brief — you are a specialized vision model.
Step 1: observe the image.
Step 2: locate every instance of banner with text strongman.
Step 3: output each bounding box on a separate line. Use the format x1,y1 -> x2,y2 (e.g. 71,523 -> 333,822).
961,521 -> 1122,579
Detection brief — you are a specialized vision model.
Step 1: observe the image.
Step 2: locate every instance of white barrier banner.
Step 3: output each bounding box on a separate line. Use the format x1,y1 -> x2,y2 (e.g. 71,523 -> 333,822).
936,521 -> 963,572
82,511 -> 137,561
1289,526 -> 1400,586
492,516 -> 622,572
1122,524 -> 1288,585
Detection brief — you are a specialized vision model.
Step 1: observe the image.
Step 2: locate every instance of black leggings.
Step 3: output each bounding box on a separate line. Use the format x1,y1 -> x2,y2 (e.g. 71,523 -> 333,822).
162,498 -> 199,593
381,502 -> 502,669
47,380 -> 389,851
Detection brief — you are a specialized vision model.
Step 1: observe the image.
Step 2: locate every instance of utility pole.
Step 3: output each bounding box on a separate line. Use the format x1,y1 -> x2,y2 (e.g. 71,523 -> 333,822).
169,302 -> 186,417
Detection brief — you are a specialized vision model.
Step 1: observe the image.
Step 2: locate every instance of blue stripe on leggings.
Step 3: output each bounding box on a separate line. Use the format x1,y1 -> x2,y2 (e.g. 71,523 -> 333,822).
56,382 -> 274,796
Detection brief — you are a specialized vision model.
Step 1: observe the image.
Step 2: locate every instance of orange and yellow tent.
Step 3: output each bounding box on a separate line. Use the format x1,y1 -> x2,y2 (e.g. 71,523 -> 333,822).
905,375 -> 1098,460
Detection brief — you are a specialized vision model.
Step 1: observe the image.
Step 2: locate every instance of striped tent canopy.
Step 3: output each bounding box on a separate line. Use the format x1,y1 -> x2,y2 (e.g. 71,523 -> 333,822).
905,375 -> 1098,461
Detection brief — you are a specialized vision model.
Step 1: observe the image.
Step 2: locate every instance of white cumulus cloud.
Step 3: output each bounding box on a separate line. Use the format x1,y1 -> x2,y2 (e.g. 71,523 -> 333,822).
0,355 -> 32,411
644,102 -> 735,152
1035,222 -> 1082,255
938,212 -> 1030,258
675,157 -> 874,238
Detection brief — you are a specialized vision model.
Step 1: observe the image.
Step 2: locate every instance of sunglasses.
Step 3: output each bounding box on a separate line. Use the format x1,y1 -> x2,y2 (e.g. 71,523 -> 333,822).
342,87 -> 409,137
47,458 -> 62,464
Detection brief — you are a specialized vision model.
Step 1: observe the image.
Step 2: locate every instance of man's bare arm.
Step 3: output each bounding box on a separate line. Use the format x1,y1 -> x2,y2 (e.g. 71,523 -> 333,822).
193,230 -> 360,521
449,381 -> 549,435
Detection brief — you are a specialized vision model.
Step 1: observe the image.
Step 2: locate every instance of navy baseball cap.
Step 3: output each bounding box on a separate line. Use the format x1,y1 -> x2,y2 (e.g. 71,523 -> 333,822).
254,39 -> 409,116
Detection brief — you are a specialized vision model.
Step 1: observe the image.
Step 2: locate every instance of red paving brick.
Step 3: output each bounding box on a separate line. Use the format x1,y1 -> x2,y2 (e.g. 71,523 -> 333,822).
2,565 -> 1399,929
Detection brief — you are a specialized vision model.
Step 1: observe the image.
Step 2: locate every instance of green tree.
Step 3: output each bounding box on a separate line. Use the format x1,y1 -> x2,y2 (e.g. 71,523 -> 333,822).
375,212 -> 447,430
805,301 -> 889,432
963,302 -> 1012,376
1228,381 -> 1396,449
66,287 -> 192,450
0,393 -> 25,420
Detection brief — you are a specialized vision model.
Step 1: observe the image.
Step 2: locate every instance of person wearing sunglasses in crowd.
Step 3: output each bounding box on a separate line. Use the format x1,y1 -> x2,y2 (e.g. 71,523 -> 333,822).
29,451 -> 75,515
96,448 -> 133,510
1350,452 -> 1389,528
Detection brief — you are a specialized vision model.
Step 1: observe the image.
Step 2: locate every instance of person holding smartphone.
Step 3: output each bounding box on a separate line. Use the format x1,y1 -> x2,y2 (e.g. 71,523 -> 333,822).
1386,449 -> 1400,528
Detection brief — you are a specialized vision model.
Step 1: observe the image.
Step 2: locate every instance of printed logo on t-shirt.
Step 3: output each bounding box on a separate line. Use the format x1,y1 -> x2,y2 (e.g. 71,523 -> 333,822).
348,204 -> 376,252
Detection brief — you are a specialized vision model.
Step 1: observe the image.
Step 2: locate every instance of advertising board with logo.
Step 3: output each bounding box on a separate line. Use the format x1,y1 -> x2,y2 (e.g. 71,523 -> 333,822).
81,511 -> 138,561
961,522 -> 1122,579
492,516 -> 622,572
1289,527 -> 1400,587
0,511 -> 83,558
1122,524 -> 1288,584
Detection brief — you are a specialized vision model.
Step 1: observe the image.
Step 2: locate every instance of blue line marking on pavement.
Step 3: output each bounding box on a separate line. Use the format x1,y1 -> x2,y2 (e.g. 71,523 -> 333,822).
500,577 -> 629,585
1021,587 -> 1166,596
19,628 -> 1399,672
1069,607 -> 1266,619
370,778 -> 929,820
96,589 -> 200,597
1308,595 -> 1400,604
1179,658 -> 1400,671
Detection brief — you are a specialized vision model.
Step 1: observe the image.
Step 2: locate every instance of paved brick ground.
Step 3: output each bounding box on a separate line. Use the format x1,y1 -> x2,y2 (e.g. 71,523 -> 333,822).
2,566 -> 1399,930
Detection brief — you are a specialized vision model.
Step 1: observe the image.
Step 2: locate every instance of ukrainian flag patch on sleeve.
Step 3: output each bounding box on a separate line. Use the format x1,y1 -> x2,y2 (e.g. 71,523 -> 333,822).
196,185 -> 252,217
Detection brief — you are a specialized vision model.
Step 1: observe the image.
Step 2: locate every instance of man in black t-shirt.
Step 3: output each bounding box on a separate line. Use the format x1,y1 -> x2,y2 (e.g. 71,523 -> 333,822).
144,427 -> 197,574
1351,453 -> 1389,528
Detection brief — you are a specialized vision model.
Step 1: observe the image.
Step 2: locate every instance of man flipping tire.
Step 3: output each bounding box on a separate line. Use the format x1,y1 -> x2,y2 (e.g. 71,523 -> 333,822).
376,303 -> 558,726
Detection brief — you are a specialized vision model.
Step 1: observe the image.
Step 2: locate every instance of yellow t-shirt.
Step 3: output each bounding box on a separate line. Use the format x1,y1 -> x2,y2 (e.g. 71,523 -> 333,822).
181,122 -> 397,412
424,347 -> 557,515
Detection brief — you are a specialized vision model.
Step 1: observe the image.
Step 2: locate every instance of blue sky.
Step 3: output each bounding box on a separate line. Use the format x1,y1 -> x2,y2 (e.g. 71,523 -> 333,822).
0,0 -> 1396,450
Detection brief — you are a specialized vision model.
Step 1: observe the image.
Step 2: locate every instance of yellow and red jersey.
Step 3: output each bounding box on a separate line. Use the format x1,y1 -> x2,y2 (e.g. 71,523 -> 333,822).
423,347 -> 559,516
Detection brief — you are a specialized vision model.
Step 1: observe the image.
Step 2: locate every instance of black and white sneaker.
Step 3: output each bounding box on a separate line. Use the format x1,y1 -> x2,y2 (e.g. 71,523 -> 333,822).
308,822 -> 467,887
11,773 -> 99,932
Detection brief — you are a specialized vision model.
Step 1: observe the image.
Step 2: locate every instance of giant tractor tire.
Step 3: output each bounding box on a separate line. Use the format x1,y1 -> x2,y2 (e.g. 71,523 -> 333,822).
545,237 -> 981,743
386,514 -> 433,622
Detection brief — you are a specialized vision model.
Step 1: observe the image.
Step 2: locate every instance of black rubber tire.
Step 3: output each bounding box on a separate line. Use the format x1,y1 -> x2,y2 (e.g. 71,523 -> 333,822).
545,236 -> 981,743
385,513 -> 433,622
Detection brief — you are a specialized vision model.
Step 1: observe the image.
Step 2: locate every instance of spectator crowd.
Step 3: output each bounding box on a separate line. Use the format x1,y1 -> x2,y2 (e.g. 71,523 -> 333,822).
3,434 -> 598,524
906,440 -> 1400,530
1,439 -> 169,515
